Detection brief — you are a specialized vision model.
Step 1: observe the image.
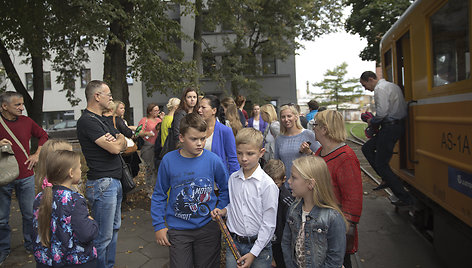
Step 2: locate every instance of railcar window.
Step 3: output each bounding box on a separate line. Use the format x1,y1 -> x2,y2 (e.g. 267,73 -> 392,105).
431,0 -> 469,87
384,49 -> 393,82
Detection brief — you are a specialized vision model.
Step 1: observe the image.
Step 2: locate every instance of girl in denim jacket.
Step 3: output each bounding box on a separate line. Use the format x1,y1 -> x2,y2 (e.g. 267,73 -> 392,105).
33,150 -> 98,267
282,156 -> 347,268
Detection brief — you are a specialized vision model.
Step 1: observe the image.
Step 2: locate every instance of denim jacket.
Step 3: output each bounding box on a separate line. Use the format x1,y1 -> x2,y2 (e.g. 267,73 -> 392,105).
281,200 -> 346,268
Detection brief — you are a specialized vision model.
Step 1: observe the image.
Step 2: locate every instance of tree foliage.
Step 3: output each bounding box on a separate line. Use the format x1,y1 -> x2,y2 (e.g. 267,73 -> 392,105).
0,0 -> 198,124
0,0 -> 102,124
313,62 -> 363,110
345,0 -> 413,63
202,0 -> 344,98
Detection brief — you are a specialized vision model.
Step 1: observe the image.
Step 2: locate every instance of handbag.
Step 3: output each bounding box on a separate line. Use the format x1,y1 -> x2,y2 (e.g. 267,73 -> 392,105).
0,143 -> 19,186
112,116 -> 137,155
0,116 -> 29,186
136,118 -> 148,150
89,114 -> 136,192
119,154 -> 136,193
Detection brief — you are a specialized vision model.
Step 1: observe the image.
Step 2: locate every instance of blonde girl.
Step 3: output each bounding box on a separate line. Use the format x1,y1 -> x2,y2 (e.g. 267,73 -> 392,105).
33,150 -> 98,267
282,156 -> 347,268
160,97 -> 180,145
260,104 -> 280,160
36,140 -> 73,194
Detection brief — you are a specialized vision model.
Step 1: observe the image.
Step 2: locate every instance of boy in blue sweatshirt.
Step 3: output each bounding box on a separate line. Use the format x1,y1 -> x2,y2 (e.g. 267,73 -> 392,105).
151,113 -> 229,268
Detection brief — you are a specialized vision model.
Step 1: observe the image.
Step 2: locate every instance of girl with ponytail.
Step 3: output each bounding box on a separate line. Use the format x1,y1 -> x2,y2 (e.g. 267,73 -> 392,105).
33,150 -> 98,267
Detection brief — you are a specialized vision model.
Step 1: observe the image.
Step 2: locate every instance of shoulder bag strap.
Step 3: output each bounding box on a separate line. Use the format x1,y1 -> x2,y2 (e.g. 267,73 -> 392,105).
0,116 -> 29,159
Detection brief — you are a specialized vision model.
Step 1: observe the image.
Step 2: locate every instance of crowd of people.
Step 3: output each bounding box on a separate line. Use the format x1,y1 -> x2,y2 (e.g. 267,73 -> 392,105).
0,69 -> 412,268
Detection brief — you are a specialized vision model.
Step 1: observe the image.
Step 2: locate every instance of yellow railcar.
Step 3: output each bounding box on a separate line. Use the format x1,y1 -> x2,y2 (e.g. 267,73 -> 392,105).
380,0 -> 471,266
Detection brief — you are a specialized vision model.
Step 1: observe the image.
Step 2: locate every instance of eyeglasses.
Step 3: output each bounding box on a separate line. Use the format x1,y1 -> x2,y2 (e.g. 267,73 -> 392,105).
97,92 -> 113,97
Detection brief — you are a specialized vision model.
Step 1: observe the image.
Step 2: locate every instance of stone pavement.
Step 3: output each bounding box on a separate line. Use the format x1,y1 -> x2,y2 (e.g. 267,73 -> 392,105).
2,198 -> 170,267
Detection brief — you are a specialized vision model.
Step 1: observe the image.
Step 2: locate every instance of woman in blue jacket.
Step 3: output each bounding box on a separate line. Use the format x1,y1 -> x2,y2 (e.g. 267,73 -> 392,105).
247,103 -> 268,134
198,95 -> 239,174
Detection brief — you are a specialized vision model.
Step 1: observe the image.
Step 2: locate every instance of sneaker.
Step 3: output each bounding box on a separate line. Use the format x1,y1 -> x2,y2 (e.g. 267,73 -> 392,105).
391,199 -> 413,207
0,252 -> 9,266
373,182 -> 389,191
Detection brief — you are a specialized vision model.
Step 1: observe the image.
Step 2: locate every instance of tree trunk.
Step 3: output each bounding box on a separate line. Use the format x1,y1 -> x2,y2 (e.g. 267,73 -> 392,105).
103,0 -> 132,122
0,39 -> 33,112
193,0 -> 203,83
30,55 -> 44,126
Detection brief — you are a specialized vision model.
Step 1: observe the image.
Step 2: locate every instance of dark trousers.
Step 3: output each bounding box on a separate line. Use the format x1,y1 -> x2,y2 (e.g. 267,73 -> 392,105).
272,243 -> 286,268
362,123 -> 411,202
344,253 -> 352,268
168,220 -> 221,268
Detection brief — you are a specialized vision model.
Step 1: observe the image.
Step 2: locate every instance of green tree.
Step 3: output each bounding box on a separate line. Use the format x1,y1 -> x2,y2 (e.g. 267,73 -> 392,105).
0,0 -> 101,125
101,0 -> 198,121
202,0 -> 344,99
313,62 -> 363,110
345,0 -> 413,63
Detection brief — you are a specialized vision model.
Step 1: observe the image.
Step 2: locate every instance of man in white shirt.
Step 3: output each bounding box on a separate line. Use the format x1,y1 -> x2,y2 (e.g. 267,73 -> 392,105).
359,71 -> 413,206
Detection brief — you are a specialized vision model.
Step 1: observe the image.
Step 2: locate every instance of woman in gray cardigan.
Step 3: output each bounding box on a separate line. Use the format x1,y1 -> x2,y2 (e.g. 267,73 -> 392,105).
274,104 -> 320,183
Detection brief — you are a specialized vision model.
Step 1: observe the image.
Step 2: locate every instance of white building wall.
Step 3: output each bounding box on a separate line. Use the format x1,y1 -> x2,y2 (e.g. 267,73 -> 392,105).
4,47 -> 144,126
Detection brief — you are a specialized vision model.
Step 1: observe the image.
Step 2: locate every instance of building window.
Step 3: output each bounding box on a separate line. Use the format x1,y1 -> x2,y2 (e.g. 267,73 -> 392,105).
26,72 -> 52,91
383,50 -> 393,82
127,66 -> 134,85
202,11 -> 216,33
202,53 -> 216,77
262,55 -> 276,75
80,69 -> 91,88
431,0 -> 469,87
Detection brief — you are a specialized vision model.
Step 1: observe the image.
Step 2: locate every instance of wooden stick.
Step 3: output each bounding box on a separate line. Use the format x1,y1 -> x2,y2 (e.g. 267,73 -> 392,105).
216,215 -> 242,261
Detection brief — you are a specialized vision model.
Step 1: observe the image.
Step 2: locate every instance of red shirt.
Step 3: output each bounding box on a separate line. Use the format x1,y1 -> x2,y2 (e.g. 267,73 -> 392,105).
0,115 -> 48,179
316,144 -> 363,253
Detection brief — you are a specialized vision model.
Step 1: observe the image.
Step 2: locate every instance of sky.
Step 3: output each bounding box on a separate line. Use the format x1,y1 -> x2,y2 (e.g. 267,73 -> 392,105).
295,31 -> 376,99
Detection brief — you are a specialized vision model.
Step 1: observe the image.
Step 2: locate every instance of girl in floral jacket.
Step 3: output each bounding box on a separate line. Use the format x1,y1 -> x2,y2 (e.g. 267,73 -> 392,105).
33,150 -> 98,267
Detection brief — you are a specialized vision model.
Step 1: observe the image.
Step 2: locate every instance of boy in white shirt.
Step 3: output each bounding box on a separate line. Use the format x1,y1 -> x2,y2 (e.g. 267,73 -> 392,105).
211,128 -> 279,268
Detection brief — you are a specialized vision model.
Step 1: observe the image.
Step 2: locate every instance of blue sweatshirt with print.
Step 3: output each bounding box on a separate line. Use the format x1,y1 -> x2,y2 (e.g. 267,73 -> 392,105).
151,149 -> 229,231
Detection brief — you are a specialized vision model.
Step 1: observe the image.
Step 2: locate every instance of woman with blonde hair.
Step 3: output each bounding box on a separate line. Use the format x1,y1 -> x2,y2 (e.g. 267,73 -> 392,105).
275,104 -> 320,181
311,110 -> 363,268
160,97 -> 180,146
110,100 -> 141,193
222,97 -> 246,127
260,104 -> 280,161
282,156 -> 346,268
220,98 -> 243,136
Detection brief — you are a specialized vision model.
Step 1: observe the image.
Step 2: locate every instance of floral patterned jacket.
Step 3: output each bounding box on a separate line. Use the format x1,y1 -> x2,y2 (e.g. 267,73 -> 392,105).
33,185 -> 98,266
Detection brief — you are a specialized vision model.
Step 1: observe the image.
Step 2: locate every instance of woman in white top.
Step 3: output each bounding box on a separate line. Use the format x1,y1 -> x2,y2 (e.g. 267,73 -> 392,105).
247,104 -> 268,133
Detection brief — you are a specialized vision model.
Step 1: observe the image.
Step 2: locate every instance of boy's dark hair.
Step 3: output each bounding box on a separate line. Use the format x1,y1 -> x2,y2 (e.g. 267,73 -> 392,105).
360,71 -> 377,82
307,99 -> 319,111
263,159 -> 285,183
179,113 -> 207,135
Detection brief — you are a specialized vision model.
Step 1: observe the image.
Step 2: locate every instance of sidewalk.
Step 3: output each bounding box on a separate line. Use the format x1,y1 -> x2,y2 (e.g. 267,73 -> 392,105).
3,196 -> 170,267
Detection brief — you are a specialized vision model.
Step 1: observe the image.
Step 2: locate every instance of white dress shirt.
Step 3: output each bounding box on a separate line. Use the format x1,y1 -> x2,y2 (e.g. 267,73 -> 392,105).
226,165 -> 279,257
373,79 -> 407,124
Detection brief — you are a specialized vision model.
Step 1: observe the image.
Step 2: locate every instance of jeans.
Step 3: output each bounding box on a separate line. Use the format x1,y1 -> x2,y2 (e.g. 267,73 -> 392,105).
362,124 -> 412,203
226,240 -> 272,268
0,175 -> 35,253
86,177 -> 122,268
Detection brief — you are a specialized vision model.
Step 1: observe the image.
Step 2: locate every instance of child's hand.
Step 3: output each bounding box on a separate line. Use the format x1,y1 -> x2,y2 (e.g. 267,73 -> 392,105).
237,252 -> 255,268
210,208 -> 227,220
155,228 -> 171,247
